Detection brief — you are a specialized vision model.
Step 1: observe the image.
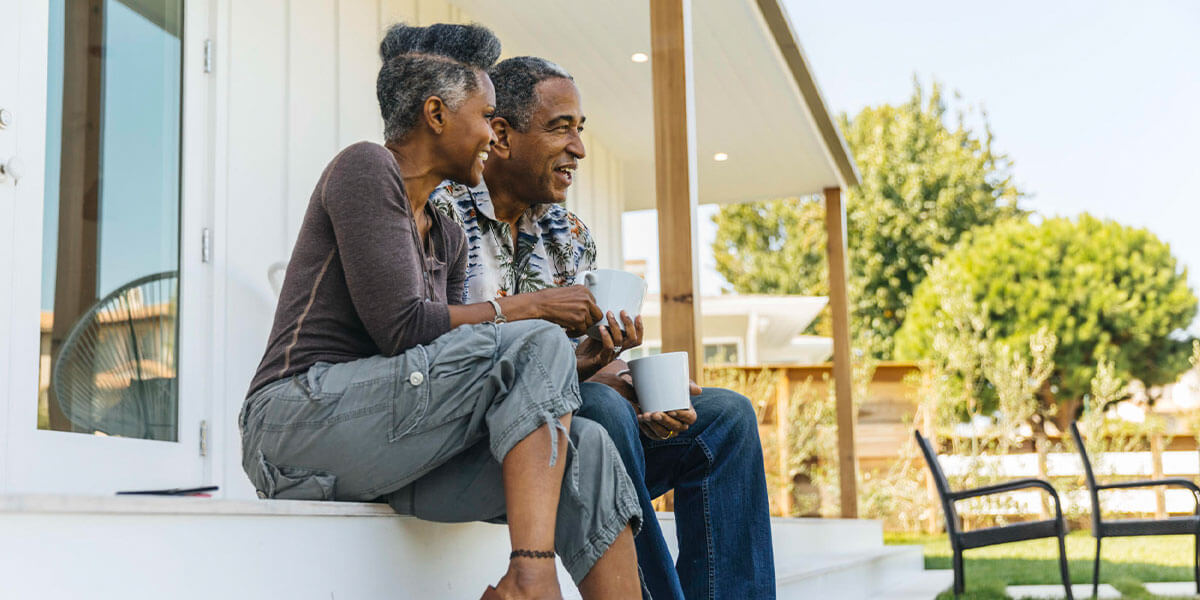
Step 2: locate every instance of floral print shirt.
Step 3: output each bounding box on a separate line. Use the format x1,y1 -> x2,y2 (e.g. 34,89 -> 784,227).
429,180 -> 597,303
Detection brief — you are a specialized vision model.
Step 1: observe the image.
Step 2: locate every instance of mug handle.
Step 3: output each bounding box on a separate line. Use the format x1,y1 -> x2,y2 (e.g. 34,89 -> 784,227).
616,369 -> 630,378
580,270 -> 596,289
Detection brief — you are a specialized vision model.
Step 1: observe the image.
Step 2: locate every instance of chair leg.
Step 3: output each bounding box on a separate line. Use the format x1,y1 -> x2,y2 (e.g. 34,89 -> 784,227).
1056,531 -> 1074,600
953,549 -> 964,598
1091,536 -> 1102,599
1193,533 -> 1198,595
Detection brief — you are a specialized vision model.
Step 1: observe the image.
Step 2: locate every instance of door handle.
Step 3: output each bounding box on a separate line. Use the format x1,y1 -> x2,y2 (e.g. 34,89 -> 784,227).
0,156 -> 24,185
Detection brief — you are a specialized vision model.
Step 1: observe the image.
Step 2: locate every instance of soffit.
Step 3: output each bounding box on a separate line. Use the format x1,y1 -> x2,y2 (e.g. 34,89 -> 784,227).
451,0 -> 855,210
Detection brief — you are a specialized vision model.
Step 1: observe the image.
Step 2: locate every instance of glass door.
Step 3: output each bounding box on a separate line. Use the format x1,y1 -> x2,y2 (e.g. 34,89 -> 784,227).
4,0 -> 212,494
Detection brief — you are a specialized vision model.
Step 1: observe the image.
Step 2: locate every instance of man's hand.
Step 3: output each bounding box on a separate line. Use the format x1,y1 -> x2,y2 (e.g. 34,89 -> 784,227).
636,381 -> 700,440
575,311 -> 643,380
586,359 -> 637,401
522,285 -> 603,336
588,363 -> 702,440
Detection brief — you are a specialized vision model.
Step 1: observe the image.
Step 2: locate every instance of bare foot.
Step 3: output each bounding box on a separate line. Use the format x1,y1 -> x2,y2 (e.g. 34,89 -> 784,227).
492,559 -> 562,600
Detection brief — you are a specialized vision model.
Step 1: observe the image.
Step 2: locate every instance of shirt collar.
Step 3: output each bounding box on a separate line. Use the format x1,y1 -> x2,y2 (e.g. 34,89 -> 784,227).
458,181 -> 556,226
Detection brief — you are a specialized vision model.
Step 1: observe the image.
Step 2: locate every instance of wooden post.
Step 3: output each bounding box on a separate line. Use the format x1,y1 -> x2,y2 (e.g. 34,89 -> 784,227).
775,372 -> 792,516
824,186 -> 858,518
921,393 -> 940,533
1036,429 -> 1051,519
1151,432 -> 1166,519
649,0 -> 703,381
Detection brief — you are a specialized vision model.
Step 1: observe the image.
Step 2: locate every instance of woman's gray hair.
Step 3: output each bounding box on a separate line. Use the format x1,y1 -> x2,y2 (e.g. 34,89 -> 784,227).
376,23 -> 502,142
489,56 -> 574,132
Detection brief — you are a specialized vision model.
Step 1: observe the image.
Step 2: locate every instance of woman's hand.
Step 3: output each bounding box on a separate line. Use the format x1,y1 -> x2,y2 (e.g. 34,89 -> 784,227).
514,286 -> 603,337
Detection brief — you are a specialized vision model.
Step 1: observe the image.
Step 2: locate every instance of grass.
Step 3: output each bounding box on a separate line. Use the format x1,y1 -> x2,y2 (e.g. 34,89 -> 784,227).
884,531 -> 1196,599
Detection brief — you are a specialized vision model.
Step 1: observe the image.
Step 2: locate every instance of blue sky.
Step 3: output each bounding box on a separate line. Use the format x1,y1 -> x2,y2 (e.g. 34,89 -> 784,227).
623,0 -> 1200,332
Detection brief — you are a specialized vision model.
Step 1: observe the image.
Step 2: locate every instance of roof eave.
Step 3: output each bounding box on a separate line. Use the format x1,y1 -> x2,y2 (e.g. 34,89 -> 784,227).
753,0 -> 861,189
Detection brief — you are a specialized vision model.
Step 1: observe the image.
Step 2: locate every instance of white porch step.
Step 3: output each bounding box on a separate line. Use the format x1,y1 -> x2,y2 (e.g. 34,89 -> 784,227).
775,545 -> 924,599
875,569 -> 956,600
657,512 -> 948,600
1,495 -> 949,599
654,513 -> 884,558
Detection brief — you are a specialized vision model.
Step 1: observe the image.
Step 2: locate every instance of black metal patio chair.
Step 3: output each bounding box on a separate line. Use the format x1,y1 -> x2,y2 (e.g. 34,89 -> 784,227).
915,430 -> 1074,599
1068,421 -> 1200,598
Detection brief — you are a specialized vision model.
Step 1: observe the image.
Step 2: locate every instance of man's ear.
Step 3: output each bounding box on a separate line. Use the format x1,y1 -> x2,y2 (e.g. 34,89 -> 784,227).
490,117 -> 512,159
422,96 -> 447,134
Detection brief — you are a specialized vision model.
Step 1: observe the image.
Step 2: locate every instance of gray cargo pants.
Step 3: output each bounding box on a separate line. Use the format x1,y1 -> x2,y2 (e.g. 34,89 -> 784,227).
239,319 -> 642,584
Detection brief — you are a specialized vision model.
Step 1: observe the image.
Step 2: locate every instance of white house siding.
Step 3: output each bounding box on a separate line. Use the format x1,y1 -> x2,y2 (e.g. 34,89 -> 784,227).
565,131 -> 626,270
217,0 -> 628,498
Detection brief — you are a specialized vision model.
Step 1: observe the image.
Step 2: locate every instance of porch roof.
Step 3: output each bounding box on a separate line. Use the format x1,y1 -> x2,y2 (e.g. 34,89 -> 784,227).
451,0 -> 860,210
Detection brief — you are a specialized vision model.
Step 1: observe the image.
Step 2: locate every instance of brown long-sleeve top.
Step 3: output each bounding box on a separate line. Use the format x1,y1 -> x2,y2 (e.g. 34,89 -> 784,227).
247,142 -> 467,397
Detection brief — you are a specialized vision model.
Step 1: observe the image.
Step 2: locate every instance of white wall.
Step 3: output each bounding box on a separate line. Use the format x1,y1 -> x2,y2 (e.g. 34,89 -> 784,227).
565,130 -> 626,269
214,0 -> 628,498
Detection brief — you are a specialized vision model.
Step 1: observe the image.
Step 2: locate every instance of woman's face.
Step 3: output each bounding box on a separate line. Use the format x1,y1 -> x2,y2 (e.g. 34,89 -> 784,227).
439,71 -> 498,187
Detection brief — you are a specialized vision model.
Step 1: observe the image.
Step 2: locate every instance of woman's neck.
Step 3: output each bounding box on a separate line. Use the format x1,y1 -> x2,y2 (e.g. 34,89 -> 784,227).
386,141 -> 441,216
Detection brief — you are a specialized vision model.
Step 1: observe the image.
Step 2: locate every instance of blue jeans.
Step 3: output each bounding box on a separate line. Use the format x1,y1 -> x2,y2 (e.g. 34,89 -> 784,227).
577,382 -> 775,600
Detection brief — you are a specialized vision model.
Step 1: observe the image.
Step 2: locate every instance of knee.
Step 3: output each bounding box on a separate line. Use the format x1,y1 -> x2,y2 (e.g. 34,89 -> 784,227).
524,319 -> 572,350
514,320 -> 574,369
703,387 -> 761,442
577,383 -> 638,440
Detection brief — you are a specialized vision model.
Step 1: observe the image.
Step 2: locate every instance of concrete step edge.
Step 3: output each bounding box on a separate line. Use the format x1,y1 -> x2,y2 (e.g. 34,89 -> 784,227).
775,544 -> 923,584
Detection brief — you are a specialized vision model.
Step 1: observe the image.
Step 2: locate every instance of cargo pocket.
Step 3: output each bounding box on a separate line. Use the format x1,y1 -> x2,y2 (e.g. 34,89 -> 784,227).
390,347 -> 431,441
427,323 -> 498,380
257,453 -> 337,500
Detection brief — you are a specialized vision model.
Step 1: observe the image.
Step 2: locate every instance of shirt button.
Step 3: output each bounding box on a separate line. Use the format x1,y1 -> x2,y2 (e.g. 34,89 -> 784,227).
409,371 -> 425,386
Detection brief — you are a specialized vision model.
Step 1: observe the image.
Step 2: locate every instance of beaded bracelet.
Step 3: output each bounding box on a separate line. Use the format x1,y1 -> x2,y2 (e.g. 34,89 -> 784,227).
510,549 -> 555,560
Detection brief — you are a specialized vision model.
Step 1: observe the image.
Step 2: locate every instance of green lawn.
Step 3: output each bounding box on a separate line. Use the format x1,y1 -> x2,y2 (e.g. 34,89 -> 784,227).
885,531 -> 1196,599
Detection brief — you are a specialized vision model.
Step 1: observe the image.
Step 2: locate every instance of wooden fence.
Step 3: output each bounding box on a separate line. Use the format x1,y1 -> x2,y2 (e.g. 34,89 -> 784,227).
708,363 -> 1200,520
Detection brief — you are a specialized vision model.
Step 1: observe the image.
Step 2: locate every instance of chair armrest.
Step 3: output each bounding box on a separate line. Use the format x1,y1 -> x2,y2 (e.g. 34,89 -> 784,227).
950,478 -> 1062,503
1097,478 -> 1200,499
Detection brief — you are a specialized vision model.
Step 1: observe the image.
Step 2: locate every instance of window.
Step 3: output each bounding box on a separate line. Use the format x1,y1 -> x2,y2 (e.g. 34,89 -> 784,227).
703,342 -> 740,365
39,0 -> 184,441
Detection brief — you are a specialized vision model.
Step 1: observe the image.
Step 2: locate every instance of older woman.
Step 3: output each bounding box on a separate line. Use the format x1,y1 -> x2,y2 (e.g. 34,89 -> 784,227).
239,23 -> 641,600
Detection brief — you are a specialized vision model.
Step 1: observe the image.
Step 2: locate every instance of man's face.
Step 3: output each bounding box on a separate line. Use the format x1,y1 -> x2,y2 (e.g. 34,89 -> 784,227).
503,78 -> 586,205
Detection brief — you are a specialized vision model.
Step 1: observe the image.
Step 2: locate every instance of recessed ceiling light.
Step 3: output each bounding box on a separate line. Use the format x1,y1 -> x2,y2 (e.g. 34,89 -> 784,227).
713,152 -> 729,162
631,52 -> 649,63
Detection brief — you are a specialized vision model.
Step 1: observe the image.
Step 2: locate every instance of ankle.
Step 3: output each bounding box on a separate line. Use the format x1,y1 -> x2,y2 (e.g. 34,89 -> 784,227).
507,558 -> 558,585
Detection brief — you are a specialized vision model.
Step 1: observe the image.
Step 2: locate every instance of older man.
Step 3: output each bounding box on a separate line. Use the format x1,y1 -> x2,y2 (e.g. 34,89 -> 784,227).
432,56 -> 775,600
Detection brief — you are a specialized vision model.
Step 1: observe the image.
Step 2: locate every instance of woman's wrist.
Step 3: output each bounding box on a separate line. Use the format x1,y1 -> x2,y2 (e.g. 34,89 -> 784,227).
497,294 -> 538,322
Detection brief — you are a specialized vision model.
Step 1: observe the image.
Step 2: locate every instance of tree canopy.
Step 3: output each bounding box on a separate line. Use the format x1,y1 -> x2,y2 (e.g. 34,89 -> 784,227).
712,79 -> 1023,357
895,214 -> 1197,427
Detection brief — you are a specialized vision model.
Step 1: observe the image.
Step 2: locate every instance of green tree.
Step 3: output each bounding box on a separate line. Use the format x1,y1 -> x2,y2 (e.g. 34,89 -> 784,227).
895,214 -> 1197,430
712,79 -> 1023,357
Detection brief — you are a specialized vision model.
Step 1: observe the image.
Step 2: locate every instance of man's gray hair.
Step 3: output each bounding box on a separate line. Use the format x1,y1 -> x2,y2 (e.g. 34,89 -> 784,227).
376,23 -> 502,142
489,56 -> 574,132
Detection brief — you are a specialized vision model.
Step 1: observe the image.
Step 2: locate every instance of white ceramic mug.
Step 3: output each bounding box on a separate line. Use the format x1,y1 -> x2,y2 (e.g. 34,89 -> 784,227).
579,269 -> 647,340
617,352 -> 691,413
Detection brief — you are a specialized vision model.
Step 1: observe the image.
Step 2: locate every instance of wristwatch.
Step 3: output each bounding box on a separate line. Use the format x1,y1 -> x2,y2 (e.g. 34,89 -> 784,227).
488,298 -> 507,324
